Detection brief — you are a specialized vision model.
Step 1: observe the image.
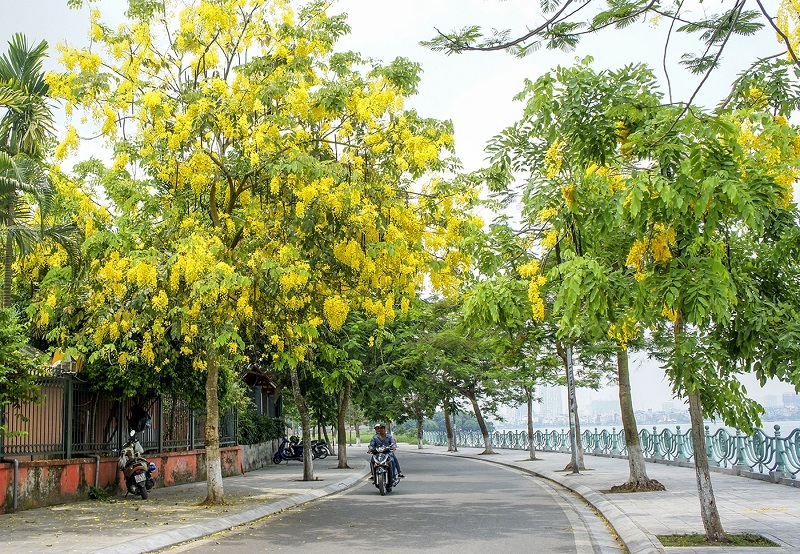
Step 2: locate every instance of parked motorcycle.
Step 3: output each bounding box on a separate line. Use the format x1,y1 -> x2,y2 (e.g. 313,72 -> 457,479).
273,435 -> 318,464
311,439 -> 330,459
118,430 -> 156,499
369,444 -> 399,495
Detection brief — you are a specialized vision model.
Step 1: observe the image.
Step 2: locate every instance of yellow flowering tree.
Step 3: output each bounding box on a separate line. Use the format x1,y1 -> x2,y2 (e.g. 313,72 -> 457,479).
34,0 -> 475,497
619,102 -> 800,541
488,54 -> 800,539
484,59 -> 663,482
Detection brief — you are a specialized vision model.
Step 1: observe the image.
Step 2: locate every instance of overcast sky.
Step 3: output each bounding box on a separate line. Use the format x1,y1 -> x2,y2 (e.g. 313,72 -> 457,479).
2,0 -> 797,411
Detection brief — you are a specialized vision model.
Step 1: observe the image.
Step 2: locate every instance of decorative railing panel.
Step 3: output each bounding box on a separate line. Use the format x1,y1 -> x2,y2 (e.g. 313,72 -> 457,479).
423,424 -> 800,482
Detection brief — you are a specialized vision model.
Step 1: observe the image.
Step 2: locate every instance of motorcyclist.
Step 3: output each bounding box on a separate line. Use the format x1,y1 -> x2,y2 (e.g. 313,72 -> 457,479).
368,424 -> 404,478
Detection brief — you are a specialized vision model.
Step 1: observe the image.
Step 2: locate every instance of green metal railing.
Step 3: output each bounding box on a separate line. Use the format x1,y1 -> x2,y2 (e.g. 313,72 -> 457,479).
423,424 -> 800,483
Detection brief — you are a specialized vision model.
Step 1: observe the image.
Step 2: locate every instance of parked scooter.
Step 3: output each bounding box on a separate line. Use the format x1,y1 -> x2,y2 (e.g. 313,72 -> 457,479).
369,444 -> 399,495
118,430 -> 156,499
311,439 -> 330,459
273,435 -> 318,464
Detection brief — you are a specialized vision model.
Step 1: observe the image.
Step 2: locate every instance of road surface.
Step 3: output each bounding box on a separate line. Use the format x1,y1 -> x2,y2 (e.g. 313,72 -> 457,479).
167,451 -> 624,553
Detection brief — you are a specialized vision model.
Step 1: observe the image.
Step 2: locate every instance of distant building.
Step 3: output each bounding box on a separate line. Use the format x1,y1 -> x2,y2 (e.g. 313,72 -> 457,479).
783,393 -> 800,408
540,386 -> 563,419
662,401 -> 676,413
590,399 -> 619,416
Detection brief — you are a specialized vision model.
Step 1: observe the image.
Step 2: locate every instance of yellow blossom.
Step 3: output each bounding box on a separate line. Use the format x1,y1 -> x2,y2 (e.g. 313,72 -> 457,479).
323,296 -> 350,331
544,139 -> 564,178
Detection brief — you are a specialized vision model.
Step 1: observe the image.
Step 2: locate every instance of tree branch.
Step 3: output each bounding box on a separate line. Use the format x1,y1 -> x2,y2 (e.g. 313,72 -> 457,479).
754,0 -> 800,69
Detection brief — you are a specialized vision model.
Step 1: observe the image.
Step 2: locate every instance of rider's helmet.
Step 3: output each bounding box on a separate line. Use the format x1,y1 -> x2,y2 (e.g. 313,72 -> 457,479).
148,462 -> 157,473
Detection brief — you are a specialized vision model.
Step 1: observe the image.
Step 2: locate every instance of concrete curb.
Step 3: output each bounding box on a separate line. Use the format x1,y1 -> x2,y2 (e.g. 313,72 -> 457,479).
415,450 -> 664,554
92,459 -> 371,554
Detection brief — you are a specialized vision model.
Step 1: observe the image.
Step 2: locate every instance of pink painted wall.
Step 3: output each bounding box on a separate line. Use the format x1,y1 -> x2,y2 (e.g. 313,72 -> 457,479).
0,446 -> 243,513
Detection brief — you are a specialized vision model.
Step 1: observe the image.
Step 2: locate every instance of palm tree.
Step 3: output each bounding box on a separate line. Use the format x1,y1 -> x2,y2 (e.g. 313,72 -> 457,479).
0,34 -> 54,159
0,34 -> 75,309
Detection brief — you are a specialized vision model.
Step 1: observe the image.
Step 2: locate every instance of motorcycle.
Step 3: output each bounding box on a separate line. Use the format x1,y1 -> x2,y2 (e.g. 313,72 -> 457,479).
311,439 -> 330,459
118,430 -> 156,499
369,444 -> 399,496
273,435 -> 318,464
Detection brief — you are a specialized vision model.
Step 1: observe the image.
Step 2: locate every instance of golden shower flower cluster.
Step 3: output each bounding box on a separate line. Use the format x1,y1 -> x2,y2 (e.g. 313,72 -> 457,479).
323,295 -> 350,331
127,261 -> 158,290
363,296 -> 395,328
626,224 -> 675,279
607,316 -> 639,349
518,260 -> 547,321
544,139 -> 565,178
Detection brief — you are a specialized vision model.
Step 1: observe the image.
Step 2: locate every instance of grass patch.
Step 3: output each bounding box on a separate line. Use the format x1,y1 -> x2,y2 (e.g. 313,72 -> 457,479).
657,533 -> 779,547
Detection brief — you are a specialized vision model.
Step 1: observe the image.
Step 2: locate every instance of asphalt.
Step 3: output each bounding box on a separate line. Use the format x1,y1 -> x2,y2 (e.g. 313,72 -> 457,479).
1,445 -> 798,554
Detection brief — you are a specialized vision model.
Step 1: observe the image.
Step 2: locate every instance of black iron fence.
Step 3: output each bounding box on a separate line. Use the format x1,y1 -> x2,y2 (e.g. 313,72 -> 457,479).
0,375 -> 236,460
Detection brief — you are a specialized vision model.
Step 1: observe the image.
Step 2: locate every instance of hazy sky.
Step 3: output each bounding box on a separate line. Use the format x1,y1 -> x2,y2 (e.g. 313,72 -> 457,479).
2,0 -> 797,410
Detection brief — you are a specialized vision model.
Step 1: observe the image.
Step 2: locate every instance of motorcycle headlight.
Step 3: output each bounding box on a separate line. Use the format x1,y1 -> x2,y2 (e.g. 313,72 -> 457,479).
148,462 -> 157,473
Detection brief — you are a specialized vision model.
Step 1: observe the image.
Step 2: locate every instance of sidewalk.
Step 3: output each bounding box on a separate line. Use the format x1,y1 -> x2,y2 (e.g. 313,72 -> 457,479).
414,446 -> 800,554
0,455 -> 369,554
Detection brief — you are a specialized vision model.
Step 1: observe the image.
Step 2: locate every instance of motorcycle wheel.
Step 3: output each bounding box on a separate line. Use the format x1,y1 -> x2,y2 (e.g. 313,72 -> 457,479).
317,447 -> 329,459
273,453 -> 282,464
138,485 -> 149,500
377,473 -> 386,496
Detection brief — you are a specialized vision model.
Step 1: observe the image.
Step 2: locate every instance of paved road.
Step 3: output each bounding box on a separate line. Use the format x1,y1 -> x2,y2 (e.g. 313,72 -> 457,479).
167,452 -> 624,553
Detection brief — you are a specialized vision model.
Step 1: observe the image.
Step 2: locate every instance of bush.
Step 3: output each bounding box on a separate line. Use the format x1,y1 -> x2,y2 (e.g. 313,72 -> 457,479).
88,486 -> 111,501
394,432 -> 425,445
237,410 -> 284,445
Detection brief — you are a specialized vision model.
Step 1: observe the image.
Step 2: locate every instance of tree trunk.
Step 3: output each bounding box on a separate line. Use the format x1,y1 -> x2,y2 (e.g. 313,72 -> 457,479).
688,388 -> 727,540
202,351 -> 225,505
289,364 -> 314,481
468,394 -> 495,454
612,349 -> 665,492
321,421 -> 330,446
557,340 -> 584,471
526,386 -> 537,461
416,412 -> 424,449
355,422 -> 361,446
3,199 -> 15,309
674,311 -> 727,542
336,381 -> 350,469
443,396 -> 456,452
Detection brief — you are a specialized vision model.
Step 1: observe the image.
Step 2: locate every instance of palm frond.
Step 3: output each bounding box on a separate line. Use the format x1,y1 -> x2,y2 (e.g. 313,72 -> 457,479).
0,33 -> 54,158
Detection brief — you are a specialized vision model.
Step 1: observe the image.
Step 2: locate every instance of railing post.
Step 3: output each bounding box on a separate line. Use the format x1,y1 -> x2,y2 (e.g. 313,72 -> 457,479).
157,396 -> 164,454
674,426 -> 689,462
705,425 -> 719,467
593,428 -> 601,454
651,426 -> 664,460
189,408 -> 196,451
771,425 -> 788,483
732,429 -> 748,475
63,376 -> 74,459
117,401 -> 125,453
0,406 -> 5,456
233,406 -> 238,446
609,427 -> 619,455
